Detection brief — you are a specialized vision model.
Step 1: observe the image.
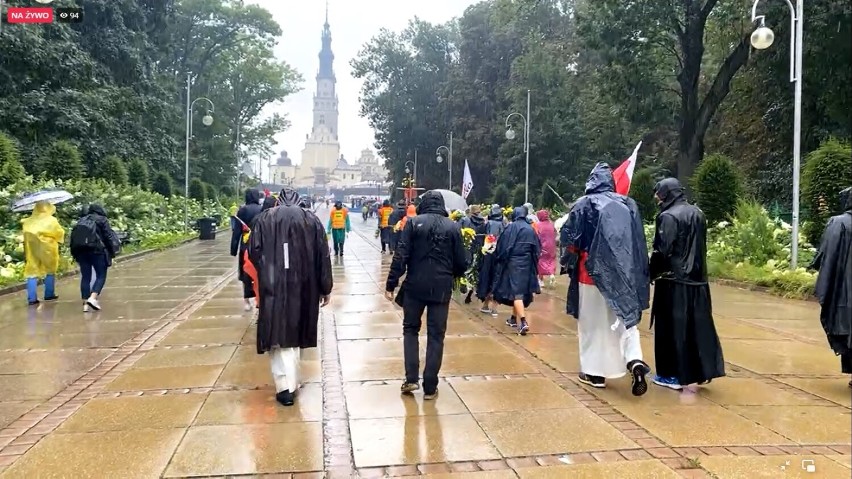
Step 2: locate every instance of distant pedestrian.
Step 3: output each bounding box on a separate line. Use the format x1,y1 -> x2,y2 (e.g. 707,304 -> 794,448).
70,204 -> 121,312
562,163 -> 651,395
476,205 -> 506,315
386,190 -> 468,399
536,210 -> 557,288
649,178 -> 725,390
378,200 -> 394,253
231,189 -> 263,311
249,188 -> 332,407
22,201 -> 65,306
327,200 -> 351,257
492,207 -> 541,335
388,200 -> 407,254
810,186 -> 852,388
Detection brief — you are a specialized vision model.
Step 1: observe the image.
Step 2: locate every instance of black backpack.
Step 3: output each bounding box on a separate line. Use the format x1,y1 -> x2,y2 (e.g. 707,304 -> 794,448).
70,215 -> 103,253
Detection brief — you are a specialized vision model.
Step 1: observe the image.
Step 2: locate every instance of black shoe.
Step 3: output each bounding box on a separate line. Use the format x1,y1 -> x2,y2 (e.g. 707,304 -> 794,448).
627,360 -> 651,396
578,373 -> 606,388
505,316 -> 517,328
44,296 -> 59,302
28,300 -> 40,306
424,389 -> 439,400
275,390 -> 295,406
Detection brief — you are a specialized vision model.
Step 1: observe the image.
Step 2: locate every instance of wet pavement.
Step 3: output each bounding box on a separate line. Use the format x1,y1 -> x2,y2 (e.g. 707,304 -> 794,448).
0,207 -> 849,478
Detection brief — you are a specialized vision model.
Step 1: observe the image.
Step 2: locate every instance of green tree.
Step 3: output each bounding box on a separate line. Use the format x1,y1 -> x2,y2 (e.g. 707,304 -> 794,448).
99,155 -> 129,186
0,132 -> 26,187
219,185 -> 235,198
492,184 -> 510,206
189,178 -> 206,201
127,159 -> 150,189
629,168 -> 658,222
511,184 -> 526,208
691,154 -> 743,225
802,138 -> 852,242
203,182 -> 217,202
37,140 -> 84,181
152,171 -> 174,197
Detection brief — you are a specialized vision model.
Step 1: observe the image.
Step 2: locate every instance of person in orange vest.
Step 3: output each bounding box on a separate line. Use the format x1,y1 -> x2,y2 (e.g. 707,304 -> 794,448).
327,200 -> 351,256
378,199 -> 395,254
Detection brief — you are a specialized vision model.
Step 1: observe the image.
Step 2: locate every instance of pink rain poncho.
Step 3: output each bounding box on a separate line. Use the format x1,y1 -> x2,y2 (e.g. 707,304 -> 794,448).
536,210 -> 557,276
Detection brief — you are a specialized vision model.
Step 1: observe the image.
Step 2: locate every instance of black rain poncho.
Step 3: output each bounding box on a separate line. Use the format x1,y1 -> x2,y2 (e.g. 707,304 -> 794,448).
563,163 -> 650,329
491,207 -> 541,307
811,187 -> 852,369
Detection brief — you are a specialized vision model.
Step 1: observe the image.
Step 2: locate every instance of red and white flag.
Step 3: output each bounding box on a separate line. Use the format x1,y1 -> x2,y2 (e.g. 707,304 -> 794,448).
612,141 -> 642,195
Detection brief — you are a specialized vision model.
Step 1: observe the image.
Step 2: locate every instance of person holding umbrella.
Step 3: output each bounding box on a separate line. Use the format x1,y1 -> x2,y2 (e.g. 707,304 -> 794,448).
21,201 -> 65,306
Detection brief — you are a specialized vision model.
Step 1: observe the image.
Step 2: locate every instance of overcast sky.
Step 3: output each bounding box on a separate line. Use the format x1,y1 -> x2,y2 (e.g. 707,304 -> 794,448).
248,0 -> 477,179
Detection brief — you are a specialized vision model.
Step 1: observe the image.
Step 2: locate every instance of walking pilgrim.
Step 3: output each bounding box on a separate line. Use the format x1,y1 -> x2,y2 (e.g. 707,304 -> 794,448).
248,188 -> 333,406
649,178 -> 725,390
562,163 -> 652,395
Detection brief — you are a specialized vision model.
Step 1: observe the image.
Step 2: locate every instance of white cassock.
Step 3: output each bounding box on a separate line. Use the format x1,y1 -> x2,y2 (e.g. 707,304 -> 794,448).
577,283 -> 644,378
270,347 -> 302,393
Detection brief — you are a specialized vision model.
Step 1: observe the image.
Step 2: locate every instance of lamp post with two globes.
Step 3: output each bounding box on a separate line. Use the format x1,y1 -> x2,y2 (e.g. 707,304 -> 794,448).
184,72 -> 215,232
750,0 -> 803,269
505,89 -> 531,203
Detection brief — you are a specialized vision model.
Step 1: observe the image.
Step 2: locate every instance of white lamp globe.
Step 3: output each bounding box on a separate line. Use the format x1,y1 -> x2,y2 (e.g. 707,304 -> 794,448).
505,128 -> 517,140
751,26 -> 775,50
202,114 -> 214,126
436,155 -> 443,163
405,167 -> 410,174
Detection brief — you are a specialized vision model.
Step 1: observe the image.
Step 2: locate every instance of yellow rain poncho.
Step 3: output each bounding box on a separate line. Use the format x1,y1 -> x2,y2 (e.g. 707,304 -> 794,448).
21,201 -> 65,278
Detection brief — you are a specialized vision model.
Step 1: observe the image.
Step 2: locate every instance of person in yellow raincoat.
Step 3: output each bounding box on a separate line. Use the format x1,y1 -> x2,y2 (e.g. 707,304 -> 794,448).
22,201 -> 65,305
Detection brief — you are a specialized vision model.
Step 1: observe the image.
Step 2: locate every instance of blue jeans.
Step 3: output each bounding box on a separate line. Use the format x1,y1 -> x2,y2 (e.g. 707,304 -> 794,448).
26,274 -> 55,303
77,253 -> 109,299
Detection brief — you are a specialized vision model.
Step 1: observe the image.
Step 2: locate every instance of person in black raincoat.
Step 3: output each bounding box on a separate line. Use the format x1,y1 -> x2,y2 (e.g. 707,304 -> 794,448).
385,190 -> 468,399
388,200 -> 407,254
476,205 -> 507,315
492,206 -> 541,336
562,163 -> 651,395
649,178 -> 725,390
461,205 -> 486,304
248,188 -> 333,406
810,186 -> 852,387
231,189 -> 263,311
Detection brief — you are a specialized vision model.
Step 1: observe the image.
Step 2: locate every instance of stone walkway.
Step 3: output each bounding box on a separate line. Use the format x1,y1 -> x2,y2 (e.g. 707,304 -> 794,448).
0,208 -> 848,478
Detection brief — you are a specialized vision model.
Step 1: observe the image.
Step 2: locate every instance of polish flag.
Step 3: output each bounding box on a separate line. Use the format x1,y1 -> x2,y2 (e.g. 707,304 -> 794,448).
613,141 -> 642,195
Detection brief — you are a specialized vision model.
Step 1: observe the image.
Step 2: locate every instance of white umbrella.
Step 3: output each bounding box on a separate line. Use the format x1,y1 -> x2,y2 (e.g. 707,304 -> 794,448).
11,189 -> 74,212
420,189 -> 467,213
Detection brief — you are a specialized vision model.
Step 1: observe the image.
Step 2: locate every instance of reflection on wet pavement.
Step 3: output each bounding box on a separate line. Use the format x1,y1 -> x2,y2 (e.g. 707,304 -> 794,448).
0,210 -> 848,478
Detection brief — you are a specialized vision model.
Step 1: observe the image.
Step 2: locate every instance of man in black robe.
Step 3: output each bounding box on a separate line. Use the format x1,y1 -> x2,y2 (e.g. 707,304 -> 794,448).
230,189 -> 263,311
249,188 -> 333,406
649,178 -> 725,390
810,186 -> 852,387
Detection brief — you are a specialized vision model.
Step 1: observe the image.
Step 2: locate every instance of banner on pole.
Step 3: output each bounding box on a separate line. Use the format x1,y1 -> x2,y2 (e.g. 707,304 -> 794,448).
461,159 -> 473,199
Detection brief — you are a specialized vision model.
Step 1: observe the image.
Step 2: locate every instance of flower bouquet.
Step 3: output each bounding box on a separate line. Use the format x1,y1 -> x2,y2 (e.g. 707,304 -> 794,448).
481,234 -> 497,255
450,210 -> 464,222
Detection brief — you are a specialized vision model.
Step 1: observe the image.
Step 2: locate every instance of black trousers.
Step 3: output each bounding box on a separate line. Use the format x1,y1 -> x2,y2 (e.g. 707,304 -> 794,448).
402,295 -> 449,394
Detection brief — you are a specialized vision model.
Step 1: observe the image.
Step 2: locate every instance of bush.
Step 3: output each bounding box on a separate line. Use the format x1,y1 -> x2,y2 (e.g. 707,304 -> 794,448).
99,155 -> 129,186
203,182 -> 217,202
127,159 -> 150,189
219,185 -> 234,198
492,184 -> 509,206
0,133 -> 26,188
629,168 -> 657,222
152,171 -> 173,197
691,153 -> 742,224
511,183 -> 526,207
802,138 -> 852,243
189,178 -> 206,201
36,140 -> 84,181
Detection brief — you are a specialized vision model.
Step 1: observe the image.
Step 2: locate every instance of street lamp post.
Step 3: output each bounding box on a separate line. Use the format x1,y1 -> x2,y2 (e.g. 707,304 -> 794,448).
750,0 -> 803,269
184,72 -> 215,232
505,89 -> 531,203
436,132 -> 454,191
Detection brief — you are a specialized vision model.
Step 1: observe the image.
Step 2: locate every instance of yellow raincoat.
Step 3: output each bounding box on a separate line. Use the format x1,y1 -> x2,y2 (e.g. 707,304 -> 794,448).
21,201 -> 65,278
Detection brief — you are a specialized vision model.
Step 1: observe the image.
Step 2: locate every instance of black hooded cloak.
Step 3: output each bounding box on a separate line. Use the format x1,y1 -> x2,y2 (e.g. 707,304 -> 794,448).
231,189 -> 263,281
476,206 -> 507,301
491,207 -> 541,307
249,188 -> 333,352
649,178 -> 725,385
811,187 -> 852,372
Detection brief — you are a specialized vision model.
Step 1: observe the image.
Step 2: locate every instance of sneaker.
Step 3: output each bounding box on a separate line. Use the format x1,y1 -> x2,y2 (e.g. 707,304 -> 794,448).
578,373 -> 606,388
424,390 -> 439,400
86,298 -> 101,311
243,300 -> 253,312
490,309 -> 499,317
275,390 -> 295,406
27,300 -> 40,306
652,375 -> 683,391
44,295 -> 59,302
400,382 -> 420,395
83,303 -> 90,313
505,316 -> 517,328
479,306 -> 491,314
518,319 -> 529,336
629,361 -> 651,396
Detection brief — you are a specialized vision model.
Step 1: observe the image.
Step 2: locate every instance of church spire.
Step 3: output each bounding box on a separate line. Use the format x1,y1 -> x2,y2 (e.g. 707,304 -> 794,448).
318,2 -> 334,80
324,0 -> 329,26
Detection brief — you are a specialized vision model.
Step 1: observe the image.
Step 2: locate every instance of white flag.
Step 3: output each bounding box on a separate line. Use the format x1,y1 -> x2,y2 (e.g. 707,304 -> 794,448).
461,159 -> 473,199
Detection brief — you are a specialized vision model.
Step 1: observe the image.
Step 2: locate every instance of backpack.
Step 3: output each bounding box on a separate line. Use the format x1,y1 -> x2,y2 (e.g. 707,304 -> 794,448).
70,215 -> 104,253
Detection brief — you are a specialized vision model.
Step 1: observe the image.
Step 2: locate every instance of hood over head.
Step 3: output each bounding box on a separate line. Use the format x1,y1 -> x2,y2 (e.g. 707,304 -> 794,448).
277,188 -> 300,207
87,204 -> 107,217
511,206 -> 527,222
840,186 -> 852,212
489,205 -> 503,220
585,163 -> 616,195
417,190 -> 448,216
33,201 -> 56,216
382,199 -> 390,207
653,177 -> 685,211
244,188 -> 261,205
523,203 -> 534,214
536,209 -> 550,222
334,200 -> 343,209
261,196 -> 277,211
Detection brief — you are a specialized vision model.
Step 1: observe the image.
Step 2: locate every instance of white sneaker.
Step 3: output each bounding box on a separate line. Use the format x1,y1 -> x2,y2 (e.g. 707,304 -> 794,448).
243,299 -> 254,312
86,298 -> 101,311
83,302 -> 90,313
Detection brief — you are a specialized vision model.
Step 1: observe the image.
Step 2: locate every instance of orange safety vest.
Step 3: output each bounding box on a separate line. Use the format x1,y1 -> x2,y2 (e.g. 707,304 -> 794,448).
379,206 -> 393,228
331,207 -> 348,229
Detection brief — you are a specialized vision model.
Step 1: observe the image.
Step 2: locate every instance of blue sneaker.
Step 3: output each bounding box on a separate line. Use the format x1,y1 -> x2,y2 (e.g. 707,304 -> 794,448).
652,375 -> 683,391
